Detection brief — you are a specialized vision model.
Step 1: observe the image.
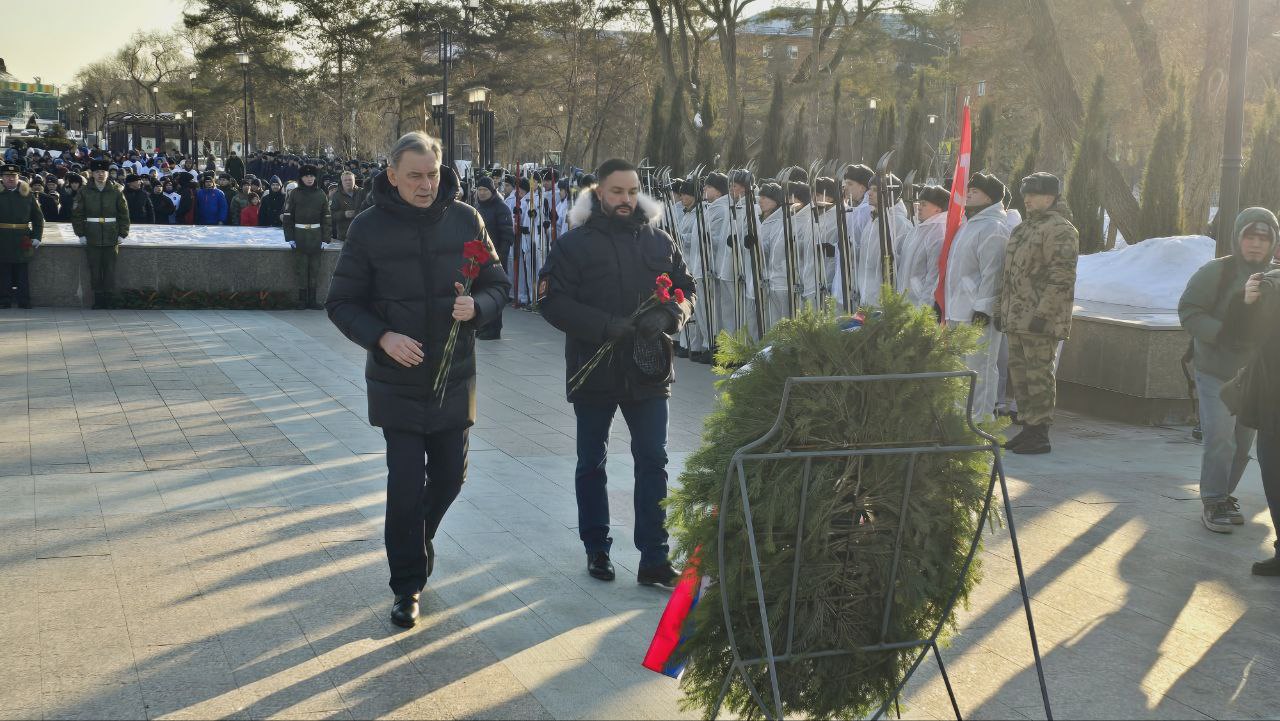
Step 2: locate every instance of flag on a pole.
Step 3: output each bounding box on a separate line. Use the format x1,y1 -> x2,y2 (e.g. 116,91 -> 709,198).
934,101 -> 972,318
642,552 -> 708,679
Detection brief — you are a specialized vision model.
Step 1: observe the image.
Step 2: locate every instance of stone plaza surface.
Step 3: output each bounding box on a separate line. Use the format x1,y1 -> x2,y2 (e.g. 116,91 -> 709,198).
0,306 -> 1277,721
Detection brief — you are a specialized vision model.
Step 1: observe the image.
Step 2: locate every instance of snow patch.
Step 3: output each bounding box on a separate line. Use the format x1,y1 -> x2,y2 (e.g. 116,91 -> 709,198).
44,222 -> 289,247
1074,235 -> 1215,310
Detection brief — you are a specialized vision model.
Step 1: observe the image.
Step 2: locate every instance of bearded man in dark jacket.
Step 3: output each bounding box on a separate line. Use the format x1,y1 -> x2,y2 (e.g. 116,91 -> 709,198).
539,158 -> 696,588
471,175 -> 513,340
326,132 -> 510,629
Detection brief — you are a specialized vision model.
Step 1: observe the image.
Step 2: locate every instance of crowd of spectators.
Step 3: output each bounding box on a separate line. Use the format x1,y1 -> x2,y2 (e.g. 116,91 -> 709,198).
3,142 -> 381,238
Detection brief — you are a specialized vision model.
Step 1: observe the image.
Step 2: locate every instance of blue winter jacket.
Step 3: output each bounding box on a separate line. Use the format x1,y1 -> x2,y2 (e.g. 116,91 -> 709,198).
195,187 -> 228,225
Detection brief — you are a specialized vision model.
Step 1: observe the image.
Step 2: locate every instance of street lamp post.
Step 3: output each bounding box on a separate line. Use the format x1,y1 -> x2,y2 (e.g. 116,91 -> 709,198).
186,110 -> 196,158
859,97 -> 878,162
236,52 -> 251,157
467,86 -> 491,170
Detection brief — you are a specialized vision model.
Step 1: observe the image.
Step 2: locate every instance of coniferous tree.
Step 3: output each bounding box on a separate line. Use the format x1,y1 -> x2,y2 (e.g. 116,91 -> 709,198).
725,99 -> 748,168
900,103 -> 924,181
643,82 -> 666,166
756,74 -> 787,177
664,86 -> 687,172
1241,92 -> 1280,213
825,80 -> 842,160
971,103 -> 996,173
873,103 -> 896,165
695,87 -> 716,168
1139,74 -> 1189,241
786,103 -> 809,166
1008,123 -> 1042,215
1068,75 -> 1108,254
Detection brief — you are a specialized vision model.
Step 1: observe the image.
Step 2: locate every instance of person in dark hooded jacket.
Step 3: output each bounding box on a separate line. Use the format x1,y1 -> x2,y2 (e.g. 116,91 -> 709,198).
1180,207 -> 1279,534
123,175 -> 154,224
539,158 -> 696,588
471,175 -> 513,340
326,132 -> 509,629
258,177 -> 286,227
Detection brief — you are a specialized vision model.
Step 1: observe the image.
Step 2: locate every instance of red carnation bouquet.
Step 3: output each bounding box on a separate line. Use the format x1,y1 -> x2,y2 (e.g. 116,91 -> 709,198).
567,273 -> 684,394
433,239 -> 490,403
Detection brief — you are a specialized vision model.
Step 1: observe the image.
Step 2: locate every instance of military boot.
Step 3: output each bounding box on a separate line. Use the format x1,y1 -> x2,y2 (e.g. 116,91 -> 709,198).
1010,424 -> 1051,455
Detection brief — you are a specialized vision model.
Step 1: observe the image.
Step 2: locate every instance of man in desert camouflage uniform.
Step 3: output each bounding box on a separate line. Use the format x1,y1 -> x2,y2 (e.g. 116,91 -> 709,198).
996,172 -> 1079,455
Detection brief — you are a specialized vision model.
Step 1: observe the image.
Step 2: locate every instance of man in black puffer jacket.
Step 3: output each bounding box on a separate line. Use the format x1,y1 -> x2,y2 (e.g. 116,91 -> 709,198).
539,158 -> 696,588
471,175 -> 513,339
326,132 -> 510,629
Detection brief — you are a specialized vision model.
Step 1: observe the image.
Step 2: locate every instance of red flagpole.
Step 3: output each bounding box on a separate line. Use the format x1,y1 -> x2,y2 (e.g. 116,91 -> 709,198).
935,100 -> 972,319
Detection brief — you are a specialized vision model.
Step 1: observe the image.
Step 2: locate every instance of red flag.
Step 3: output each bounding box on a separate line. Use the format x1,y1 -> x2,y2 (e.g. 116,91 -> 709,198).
934,101 -> 972,318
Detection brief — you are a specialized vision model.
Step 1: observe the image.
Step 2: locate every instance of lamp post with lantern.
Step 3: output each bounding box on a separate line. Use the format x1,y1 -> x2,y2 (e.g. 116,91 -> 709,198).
236,51 -> 251,156
858,97 -> 878,163
467,86 -> 492,170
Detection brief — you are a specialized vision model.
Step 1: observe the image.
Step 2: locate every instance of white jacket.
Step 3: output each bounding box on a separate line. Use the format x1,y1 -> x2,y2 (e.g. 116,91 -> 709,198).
703,194 -> 731,281
942,202 -> 1009,323
792,203 -> 819,298
682,201 -> 708,280
758,206 -> 788,292
854,200 -> 912,308
895,211 -> 947,307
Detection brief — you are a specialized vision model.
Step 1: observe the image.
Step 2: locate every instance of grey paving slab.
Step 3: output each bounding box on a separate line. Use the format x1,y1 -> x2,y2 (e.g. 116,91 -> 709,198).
0,307 -> 1277,720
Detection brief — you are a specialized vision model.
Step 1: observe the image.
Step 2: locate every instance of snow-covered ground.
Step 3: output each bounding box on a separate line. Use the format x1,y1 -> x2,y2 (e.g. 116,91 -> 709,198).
43,222 -> 290,248
1074,235 -> 1214,309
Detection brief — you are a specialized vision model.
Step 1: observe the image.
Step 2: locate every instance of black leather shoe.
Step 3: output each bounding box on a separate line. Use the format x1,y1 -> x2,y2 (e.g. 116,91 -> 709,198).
674,344 -> 689,358
427,539 -> 435,578
390,593 -> 420,628
587,551 -> 615,581
637,562 -> 679,589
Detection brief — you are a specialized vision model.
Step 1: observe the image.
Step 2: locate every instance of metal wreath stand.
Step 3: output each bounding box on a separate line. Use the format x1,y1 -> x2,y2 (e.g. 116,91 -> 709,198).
710,371 -> 1053,720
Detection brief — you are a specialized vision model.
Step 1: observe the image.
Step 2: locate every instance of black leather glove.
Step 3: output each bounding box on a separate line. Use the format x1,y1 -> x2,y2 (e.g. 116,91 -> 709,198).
971,311 -> 990,328
822,243 -> 836,258
605,316 -> 635,340
636,306 -> 676,337
528,208 -> 537,219
743,233 -> 758,249
1028,316 -> 1047,334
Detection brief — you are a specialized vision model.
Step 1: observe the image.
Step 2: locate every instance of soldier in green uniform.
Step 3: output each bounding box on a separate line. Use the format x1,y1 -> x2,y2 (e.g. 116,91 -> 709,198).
996,172 -> 1079,455
281,163 -> 332,309
0,164 -> 44,309
71,159 -> 131,309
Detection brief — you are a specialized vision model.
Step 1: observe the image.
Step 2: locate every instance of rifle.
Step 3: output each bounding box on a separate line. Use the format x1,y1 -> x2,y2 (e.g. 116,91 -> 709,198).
741,171 -> 768,336
778,166 -> 800,318
691,165 -> 719,342
511,165 -> 525,308
873,150 -> 899,293
726,170 -> 746,331
805,159 -> 827,307
902,170 -> 918,226
834,164 -> 855,314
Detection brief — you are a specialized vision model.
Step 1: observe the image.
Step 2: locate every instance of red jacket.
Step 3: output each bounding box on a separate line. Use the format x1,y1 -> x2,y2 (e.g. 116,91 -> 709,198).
240,205 -> 260,227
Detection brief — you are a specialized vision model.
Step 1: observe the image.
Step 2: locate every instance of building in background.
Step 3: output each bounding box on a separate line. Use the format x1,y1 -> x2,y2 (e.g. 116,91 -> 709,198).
0,58 -> 61,135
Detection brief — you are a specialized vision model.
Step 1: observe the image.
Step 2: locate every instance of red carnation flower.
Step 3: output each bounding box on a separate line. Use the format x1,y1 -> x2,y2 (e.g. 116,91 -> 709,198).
655,273 -> 673,289
673,288 -> 685,304
656,287 -> 671,303
461,263 -> 480,280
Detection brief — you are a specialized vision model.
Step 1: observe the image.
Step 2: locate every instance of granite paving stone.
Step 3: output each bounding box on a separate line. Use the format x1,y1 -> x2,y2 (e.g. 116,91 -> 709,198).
0,307 -> 1276,719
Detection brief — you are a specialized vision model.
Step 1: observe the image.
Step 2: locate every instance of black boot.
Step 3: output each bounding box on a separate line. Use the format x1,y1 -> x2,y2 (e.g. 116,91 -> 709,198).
674,343 -> 689,359
1010,424 -> 1051,455
390,593 -> 420,628
1254,544 -> 1280,576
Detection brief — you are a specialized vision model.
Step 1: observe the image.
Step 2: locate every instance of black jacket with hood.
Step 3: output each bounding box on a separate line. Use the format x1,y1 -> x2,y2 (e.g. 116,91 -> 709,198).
325,166 -> 510,434
539,189 -> 696,404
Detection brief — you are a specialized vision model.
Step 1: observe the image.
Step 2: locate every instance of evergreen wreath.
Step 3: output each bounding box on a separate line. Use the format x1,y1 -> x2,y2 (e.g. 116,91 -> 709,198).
667,292 -> 998,720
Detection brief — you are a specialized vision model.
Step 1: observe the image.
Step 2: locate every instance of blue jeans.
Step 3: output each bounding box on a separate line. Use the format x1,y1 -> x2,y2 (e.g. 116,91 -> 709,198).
1195,371 -> 1255,501
573,397 -> 670,567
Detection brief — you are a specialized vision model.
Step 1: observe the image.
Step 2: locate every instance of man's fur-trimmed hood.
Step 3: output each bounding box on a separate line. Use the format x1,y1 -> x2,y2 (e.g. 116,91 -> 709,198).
567,186 -> 662,228
3,180 -> 31,197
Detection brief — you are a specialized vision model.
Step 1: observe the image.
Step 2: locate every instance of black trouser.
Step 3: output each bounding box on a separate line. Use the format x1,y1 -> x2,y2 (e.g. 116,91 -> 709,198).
294,249 -> 322,303
383,427 -> 469,595
0,262 -> 30,306
85,245 -> 119,302
1253,428 -> 1280,550
479,241 -> 511,338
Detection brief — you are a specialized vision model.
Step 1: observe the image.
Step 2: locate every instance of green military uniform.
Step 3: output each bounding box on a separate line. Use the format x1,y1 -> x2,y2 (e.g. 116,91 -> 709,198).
0,169 -> 44,308
996,198 -> 1079,427
328,185 -> 365,242
71,173 -> 130,309
282,177 -> 331,309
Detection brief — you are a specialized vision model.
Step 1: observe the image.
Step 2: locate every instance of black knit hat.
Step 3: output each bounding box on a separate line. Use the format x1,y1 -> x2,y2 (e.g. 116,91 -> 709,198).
969,171 -> 1006,204
125,174 -> 140,184
815,176 -> 838,200
1019,171 -> 1061,197
705,172 -> 729,195
758,182 -> 785,205
918,184 -> 950,210
842,163 -> 874,186
476,175 -> 496,193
